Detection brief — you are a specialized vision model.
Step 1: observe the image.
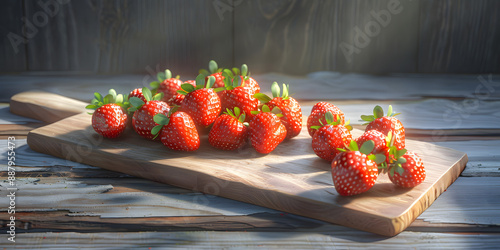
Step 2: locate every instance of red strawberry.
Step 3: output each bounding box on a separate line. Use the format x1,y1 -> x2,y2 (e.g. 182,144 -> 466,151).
255,82 -> 302,139
355,129 -> 389,155
331,141 -> 383,196
86,89 -> 129,138
179,74 -> 221,127
167,80 -> 196,106
209,107 -> 249,150
311,112 -> 352,162
129,87 -> 170,140
233,64 -> 260,95
150,69 -> 184,102
153,111 -> 200,151
362,105 -> 405,150
385,149 -> 426,188
249,105 -> 287,154
307,102 -> 345,137
129,88 -> 146,102
217,74 -> 259,123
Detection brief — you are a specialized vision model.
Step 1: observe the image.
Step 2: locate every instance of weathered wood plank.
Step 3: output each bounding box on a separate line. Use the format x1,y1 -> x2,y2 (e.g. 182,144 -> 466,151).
419,0 -> 500,73
0,0 -> 26,72
234,0 -> 419,74
24,0 -> 233,74
2,231 -> 500,249
335,0 -> 419,73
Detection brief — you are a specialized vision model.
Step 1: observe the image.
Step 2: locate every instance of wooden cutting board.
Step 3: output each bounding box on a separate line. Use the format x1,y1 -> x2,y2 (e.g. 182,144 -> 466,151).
11,91 -> 468,236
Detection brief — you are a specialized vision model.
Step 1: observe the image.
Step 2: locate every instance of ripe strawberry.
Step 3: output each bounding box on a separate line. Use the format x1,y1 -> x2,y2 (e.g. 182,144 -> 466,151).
209,107 -> 249,150
167,80 -> 196,106
331,140 -> 384,196
150,69 -> 184,102
129,87 -> 170,140
255,82 -> 302,139
385,149 -> 426,188
216,74 -> 259,122
232,64 -> 260,95
129,88 -> 146,102
355,129 -> 389,155
311,111 -> 352,162
361,105 -> 405,150
307,102 -> 345,137
179,74 -> 221,127
249,105 -> 287,154
153,110 -> 200,151
86,89 -> 129,138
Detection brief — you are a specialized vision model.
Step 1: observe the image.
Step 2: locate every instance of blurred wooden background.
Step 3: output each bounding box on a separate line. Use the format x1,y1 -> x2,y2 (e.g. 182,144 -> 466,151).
1,0 -> 499,75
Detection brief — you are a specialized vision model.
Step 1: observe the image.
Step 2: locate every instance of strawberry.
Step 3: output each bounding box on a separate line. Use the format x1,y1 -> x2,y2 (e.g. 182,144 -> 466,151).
129,87 -> 170,140
249,105 -> 287,154
331,140 -> 385,196
167,80 -> 196,106
361,105 -> 405,150
179,74 -> 221,127
200,60 -> 225,88
307,102 -> 345,137
129,88 -> 146,102
230,64 -> 260,95
150,69 -> 184,102
384,148 -> 426,188
216,74 -> 259,122
254,82 -> 302,139
355,129 -> 389,155
86,89 -> 129,138
209,107 -> 249,150
152,109 -> 200,151
311,111 -> 353,162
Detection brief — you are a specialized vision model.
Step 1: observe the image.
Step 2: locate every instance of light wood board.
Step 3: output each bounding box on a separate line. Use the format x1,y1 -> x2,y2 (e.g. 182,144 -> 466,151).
22,112 -> 466,236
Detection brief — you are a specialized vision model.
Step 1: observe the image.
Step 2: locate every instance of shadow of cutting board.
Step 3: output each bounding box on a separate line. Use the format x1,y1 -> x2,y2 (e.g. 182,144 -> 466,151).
10,91 -> 468,236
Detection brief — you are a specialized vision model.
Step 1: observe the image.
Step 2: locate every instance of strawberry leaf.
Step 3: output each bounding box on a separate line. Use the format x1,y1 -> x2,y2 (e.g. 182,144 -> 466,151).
239,114 -> 246,123
151,125 -> 163,136
165,69 -> 172,79
241,64 -> 248,76
150,81 -> 160,90
157,72 -> 166,82
387,105 -> 393,117
214,87 -> 226,92
395,166 -> 405,175
153,113 -> 170,125
348,140 -> 359,152
103,94 -> 114,104
271,82 -> 280,98
223,69 -> 234,79
232,67 -> 241,76
115,94 -> 124,104
209,60 -> 218,74
282,84 -> 289,100
396,149 -> 407,159
85,104 -> 98,110
337,148 -> 347,152
373,154 -> 386,164
250,110 -> 260,115
254,93 -> 272,103
271,106 -> 281,115
199,69 -> 210,77
181,83 -> 196,93
234,107 -> 241,117
206,76 -> 216,88
177,90 -> 188,95
359,140 -> 375,155
373,105 -> 384,119
361,115 -> 374,122
325,111 -> 334,124
108,89 -> 117,99
310,125 -> 321,130
142,87 -> 153,102
262,105 -> 271,113
129,97 -> 145,109
94,92 -> 103,102
195,74 -> 205,87
233,75 -> 241,88
153,92 -> 164,101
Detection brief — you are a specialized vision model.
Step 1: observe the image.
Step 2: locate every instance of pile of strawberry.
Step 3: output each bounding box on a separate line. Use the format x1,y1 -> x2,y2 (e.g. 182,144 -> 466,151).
86,60 -> 302,154
308,103 -> 426,196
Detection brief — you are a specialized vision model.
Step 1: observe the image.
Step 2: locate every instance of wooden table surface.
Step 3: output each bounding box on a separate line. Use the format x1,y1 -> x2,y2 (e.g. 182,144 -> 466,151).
1,73 -> 499,249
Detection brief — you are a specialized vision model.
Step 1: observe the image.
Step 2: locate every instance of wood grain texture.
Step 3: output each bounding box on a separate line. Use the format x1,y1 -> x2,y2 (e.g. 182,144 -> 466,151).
2,231 -> 500,249
234,0 -> 419,74
419,0 -> 500,73
24,0 -> 233,74
0,0 -> 26,72
25,112 -> 467,236
9,91 -> 86,123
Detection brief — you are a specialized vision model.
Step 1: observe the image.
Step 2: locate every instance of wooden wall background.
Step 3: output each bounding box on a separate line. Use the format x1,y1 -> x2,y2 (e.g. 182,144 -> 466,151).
0,0 -> 499,75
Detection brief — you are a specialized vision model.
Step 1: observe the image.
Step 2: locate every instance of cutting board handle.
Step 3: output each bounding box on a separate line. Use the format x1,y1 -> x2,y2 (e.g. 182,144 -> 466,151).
10,91 -> 87,124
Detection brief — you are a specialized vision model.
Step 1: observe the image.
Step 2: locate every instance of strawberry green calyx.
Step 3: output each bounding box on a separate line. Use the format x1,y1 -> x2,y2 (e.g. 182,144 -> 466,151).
383,147 -> 408,176
86,89 -> 129,113
150,69 -> 181,91
177,74 -> 216,95
361,105 -> 400,125
199,60 -> 223,77
225,107 -> 247,125
254,81 -> 290,103
213,71 -> 240,92
337,140 -> 386,165
310,111 -> 352,131
128,87 -> 164,112
250,105 -> 283,118
151,106 -> 179,138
